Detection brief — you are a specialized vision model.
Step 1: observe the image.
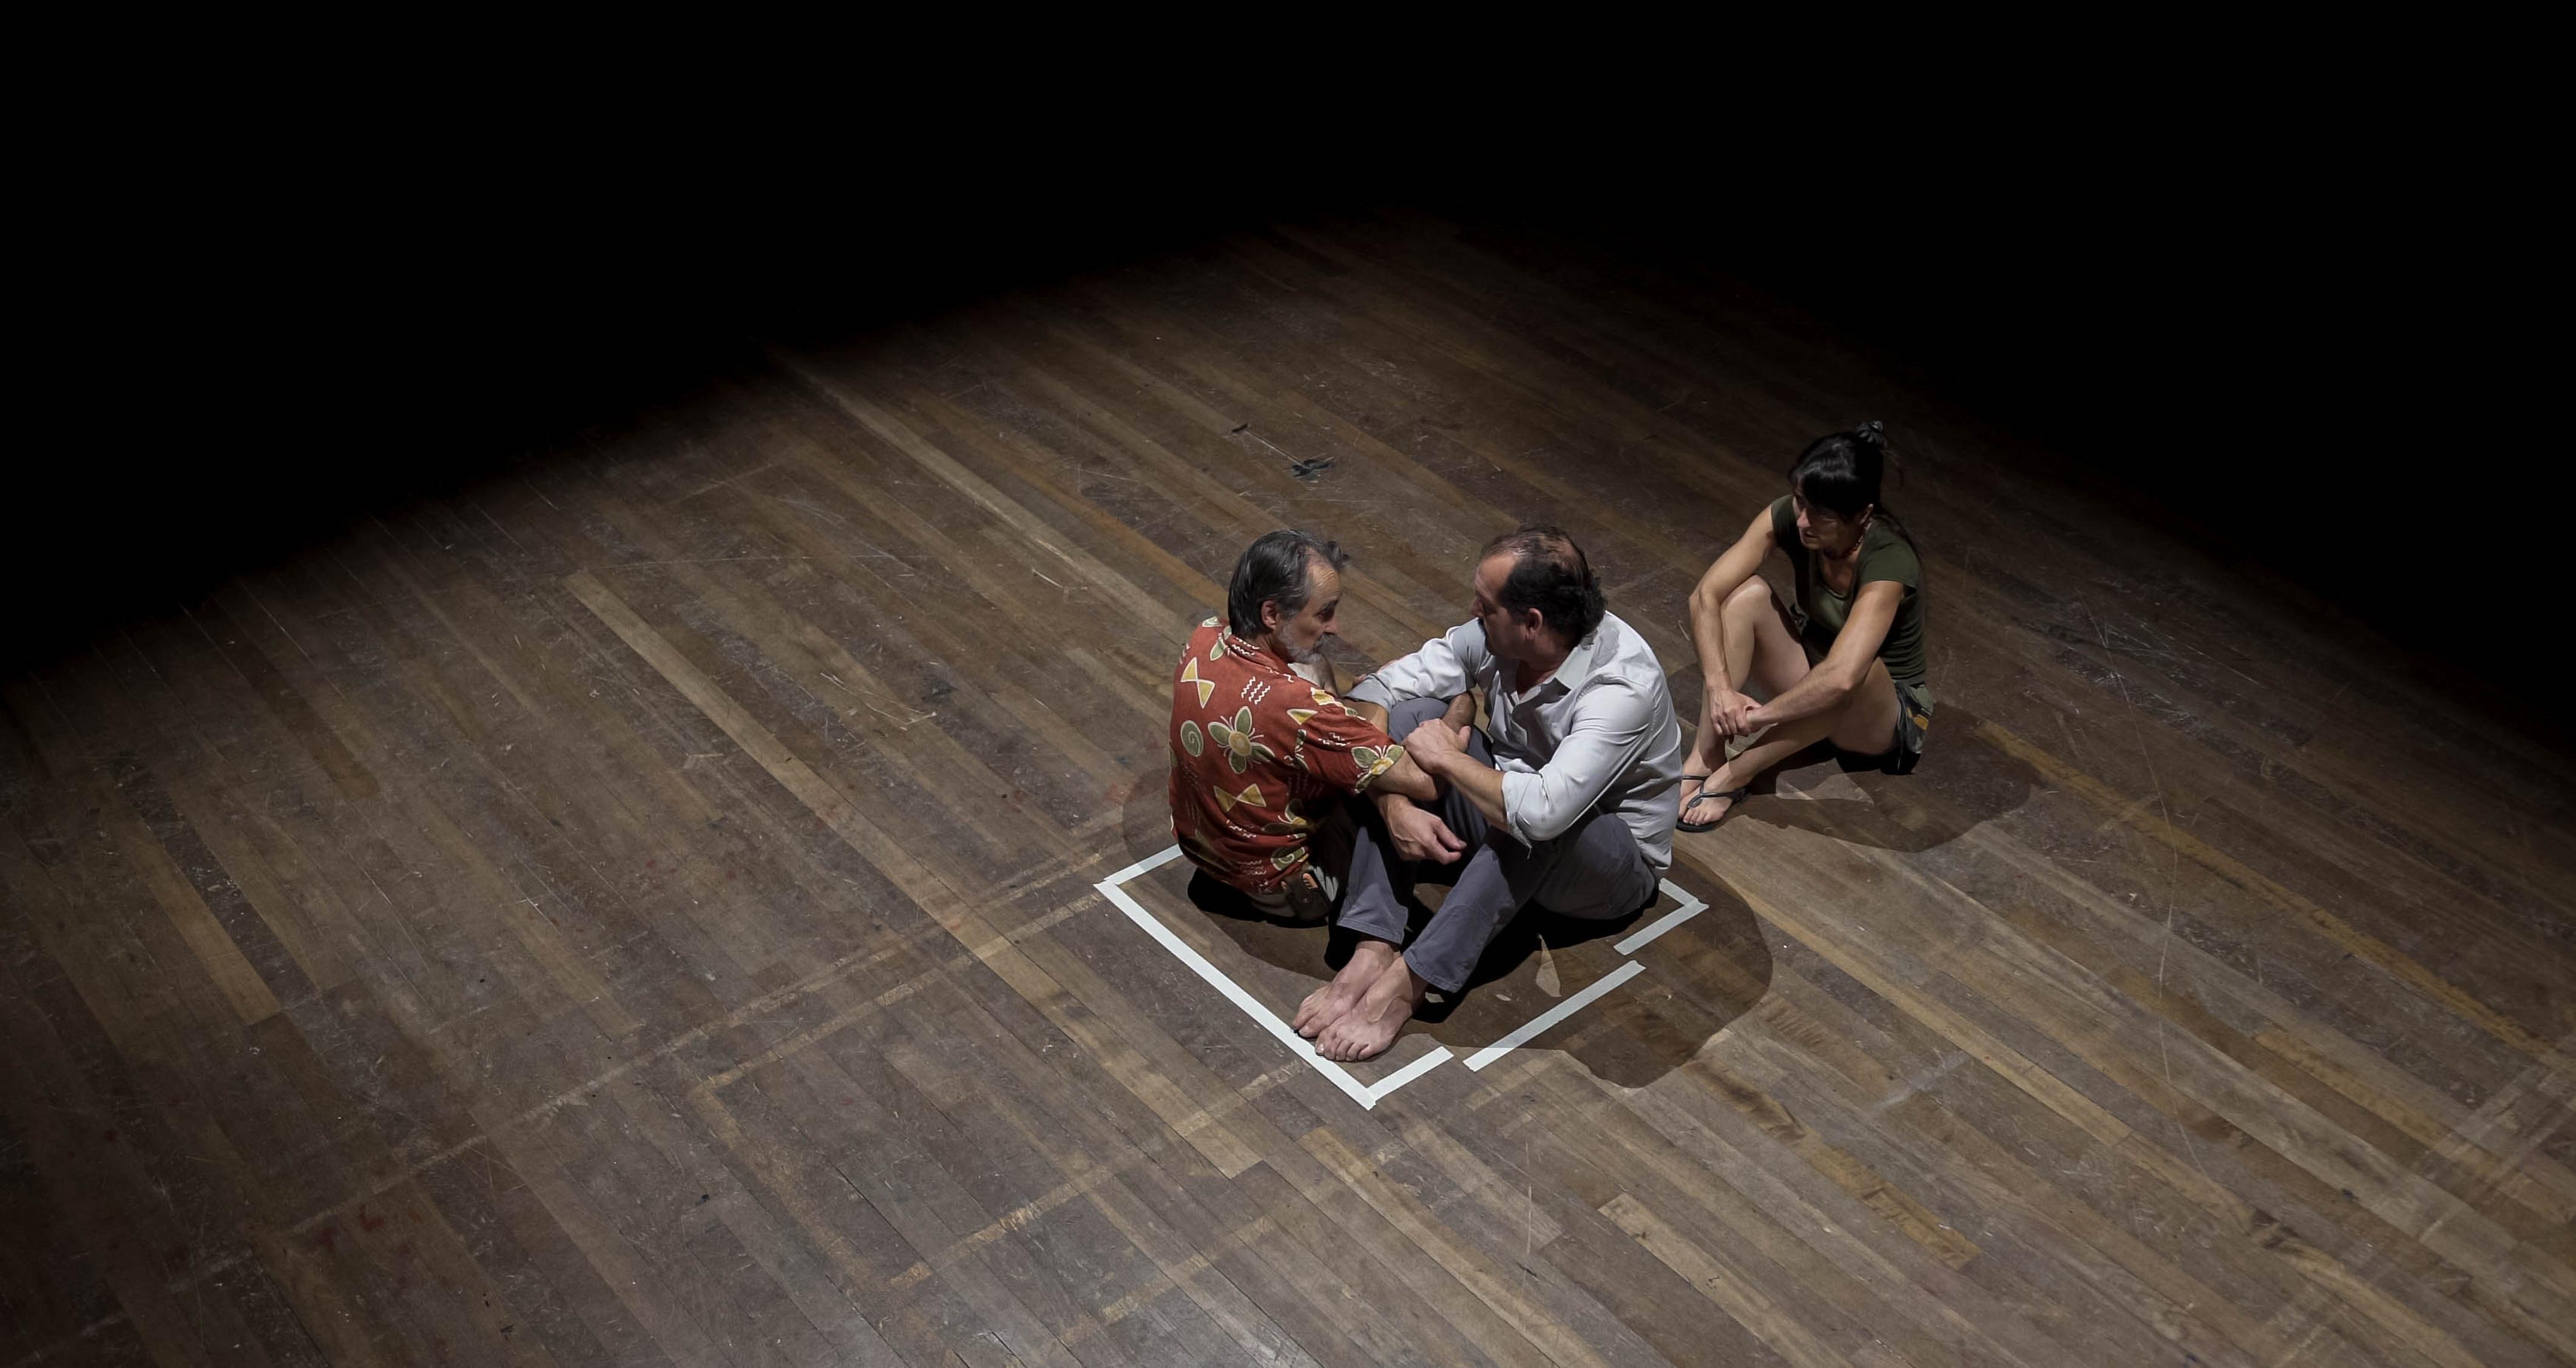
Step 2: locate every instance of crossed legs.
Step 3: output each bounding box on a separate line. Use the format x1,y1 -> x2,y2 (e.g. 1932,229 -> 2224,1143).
1680,577 -> 1902,827
1295,697 -> 1654,1061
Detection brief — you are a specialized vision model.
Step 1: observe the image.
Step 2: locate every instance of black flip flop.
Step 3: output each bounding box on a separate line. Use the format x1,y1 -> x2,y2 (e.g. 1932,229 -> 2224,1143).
1677,776 -> 1749,834
1675,772 -> 1708,820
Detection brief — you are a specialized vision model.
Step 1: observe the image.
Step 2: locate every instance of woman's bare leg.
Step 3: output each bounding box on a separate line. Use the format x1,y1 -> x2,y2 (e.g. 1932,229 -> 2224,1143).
1681,579 -> 1807,820
1689,658 -> 1904,824
1826,658 -> 1903,757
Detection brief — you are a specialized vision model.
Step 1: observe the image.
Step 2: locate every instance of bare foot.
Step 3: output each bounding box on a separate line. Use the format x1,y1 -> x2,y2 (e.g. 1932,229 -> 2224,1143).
1316,954 -> 1428,1062
1678,763 -> 1743,831
1296,938 -> 1396,1038
1675,769 -> 1712,823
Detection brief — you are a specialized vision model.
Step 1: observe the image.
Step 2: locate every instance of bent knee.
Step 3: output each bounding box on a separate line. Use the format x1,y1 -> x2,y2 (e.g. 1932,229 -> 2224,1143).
1722,576 -> 1774,612
1386,695 -> 1452,732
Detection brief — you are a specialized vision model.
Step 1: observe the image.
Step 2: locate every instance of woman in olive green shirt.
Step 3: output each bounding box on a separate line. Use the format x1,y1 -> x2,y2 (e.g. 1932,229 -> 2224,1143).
1677,421 -> 1933,831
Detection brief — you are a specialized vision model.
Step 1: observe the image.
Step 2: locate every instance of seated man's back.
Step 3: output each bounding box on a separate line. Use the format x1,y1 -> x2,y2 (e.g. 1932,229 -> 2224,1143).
1169,615 -> 1398,889
1168,531 -> 1439,917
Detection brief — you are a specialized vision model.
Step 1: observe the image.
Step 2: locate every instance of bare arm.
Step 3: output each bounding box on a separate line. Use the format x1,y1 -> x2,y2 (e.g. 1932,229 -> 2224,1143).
1351,693 -> 1476,733
1370,747 -> 1440,802
1351,695 -> 1472,862
1753,580 -> 1901,726
1351,695 -> 1456,804
1403,721 -> 1510,831
1686,508 -> 1780,694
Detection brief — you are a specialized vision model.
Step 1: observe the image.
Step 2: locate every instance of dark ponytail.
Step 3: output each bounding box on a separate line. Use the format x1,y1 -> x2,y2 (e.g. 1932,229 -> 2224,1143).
1790,420 -> 1915,550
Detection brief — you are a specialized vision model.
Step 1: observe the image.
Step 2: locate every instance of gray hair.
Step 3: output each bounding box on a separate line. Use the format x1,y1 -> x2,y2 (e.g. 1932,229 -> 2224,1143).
1226,530 -> 1347,638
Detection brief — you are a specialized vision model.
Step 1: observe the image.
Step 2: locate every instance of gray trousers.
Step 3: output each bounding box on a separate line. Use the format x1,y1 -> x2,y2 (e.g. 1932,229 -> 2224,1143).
1339,696 -> 1657,993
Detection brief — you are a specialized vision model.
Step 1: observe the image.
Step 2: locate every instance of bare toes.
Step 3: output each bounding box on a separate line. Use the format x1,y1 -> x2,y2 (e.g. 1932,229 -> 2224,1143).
1338,1028 -> 1391,1062
1316,1022 -> 1356,1062
1293,992 -> 1335,1037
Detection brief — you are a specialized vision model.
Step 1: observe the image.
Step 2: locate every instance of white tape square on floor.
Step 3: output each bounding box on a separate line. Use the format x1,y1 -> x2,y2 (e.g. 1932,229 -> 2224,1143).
1099,844 -> 1695,1108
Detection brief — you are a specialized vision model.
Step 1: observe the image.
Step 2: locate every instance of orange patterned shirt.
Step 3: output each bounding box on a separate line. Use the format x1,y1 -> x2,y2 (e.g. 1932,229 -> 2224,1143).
1168,617 -> 1404,892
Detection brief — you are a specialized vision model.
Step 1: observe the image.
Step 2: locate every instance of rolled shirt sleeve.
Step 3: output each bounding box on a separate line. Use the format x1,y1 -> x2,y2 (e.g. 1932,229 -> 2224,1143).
1498,677 -> 1658,843
1347,622 -> 1490,712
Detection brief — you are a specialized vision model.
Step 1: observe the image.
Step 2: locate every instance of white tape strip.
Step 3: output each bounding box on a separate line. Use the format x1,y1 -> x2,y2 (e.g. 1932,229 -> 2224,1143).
1100,843 -> 1709,1104
1614,879 -> 1710,955
1364,1045 -> 1457,1103
1100,843 -> 1187,888
1096,876 -> 1382,1109
1464,960 -> 1646,1070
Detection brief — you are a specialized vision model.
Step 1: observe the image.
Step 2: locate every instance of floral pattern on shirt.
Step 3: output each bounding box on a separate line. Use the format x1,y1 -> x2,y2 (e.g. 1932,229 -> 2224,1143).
1167,617 -> 1403,892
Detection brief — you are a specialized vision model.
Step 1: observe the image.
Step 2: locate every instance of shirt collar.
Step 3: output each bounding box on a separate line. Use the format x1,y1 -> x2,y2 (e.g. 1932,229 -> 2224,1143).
1507,622 -> 1605,702
1220,625 -> 1297,675
1557,625 -> 1603,687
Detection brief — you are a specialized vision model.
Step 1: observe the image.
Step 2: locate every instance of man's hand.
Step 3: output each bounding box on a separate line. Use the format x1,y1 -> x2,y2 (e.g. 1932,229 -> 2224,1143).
1404,718 -> 1471,773
1706,687 -> 1762,739
1404,717 -> 1509,833
1381,798 -> 1467,864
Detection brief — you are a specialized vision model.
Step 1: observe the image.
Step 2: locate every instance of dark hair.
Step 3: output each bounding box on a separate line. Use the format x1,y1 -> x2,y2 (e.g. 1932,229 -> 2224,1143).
1481,525 -> 1606,647
1790,420 -> 1914,547
1226,530 -> 1347,638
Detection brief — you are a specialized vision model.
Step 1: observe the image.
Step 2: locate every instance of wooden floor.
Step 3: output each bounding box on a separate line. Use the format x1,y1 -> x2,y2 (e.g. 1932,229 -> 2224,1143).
5,213 -> 2574,1368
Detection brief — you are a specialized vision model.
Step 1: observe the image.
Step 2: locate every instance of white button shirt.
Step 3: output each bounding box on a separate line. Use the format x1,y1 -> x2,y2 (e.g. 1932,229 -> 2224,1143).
1347,612 -> 1684,874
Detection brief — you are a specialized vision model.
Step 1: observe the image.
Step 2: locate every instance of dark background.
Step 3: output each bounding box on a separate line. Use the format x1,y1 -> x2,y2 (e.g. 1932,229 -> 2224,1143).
19,110 -> 2547,737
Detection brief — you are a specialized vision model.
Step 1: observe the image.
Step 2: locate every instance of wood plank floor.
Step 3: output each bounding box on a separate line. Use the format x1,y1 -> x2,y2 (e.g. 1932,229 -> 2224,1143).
5,211 -> 2574,1367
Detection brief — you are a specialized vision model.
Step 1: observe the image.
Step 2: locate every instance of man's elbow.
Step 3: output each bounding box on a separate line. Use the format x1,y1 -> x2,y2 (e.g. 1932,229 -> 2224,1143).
1519,806 -> 1578,843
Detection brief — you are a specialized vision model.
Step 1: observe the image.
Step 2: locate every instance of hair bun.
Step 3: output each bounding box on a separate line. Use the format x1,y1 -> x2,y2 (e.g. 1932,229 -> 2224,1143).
1854,420 -> 1887,448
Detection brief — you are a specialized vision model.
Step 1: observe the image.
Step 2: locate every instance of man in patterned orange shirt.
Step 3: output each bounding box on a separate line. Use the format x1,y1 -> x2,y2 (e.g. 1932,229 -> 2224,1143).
1169,531 -> 1442,922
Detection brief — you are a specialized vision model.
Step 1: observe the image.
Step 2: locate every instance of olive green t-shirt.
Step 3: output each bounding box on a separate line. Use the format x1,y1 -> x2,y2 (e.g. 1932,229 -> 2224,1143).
1768,496 -> 1929,690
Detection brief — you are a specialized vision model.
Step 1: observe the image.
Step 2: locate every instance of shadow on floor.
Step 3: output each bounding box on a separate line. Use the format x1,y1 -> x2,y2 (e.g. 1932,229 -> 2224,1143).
1111,758 -> 1771,1090
1724,703 -> 2039,852
1183,868 -> 1770,1090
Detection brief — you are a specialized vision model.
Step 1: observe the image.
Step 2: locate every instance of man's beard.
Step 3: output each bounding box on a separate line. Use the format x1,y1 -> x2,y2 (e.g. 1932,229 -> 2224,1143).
1280,636 -> 1326,665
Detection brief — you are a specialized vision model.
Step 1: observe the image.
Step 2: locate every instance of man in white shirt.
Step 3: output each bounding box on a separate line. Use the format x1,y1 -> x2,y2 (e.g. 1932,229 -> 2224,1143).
1291,526 -> 1685,1061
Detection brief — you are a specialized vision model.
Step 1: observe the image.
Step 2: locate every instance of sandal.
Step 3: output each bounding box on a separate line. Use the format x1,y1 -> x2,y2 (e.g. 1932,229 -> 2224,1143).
1677,775 -> 1749,834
